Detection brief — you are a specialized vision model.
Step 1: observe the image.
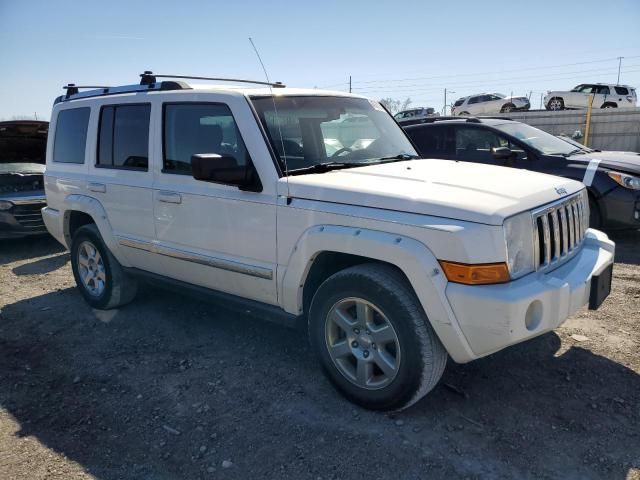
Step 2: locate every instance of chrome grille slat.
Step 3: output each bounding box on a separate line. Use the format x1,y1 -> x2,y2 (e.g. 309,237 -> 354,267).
531,191 -> 588,273
541,214 -> 551,265
550,210 -> 560,261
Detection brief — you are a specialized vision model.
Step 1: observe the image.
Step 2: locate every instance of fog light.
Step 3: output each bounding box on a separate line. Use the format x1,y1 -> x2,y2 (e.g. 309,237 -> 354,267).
0,200 -> 13,211
525,300 -> 543,331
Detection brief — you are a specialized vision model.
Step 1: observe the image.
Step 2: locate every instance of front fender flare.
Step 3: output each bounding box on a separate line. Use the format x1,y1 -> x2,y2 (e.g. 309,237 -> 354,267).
279,224 -> 476,362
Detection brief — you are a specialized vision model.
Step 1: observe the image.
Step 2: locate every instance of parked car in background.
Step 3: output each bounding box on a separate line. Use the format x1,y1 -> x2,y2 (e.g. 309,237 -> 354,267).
0,120 -> 49,239
404,117 -> 640,230
544,83 -> 637,110
42,73 -> 614,411
451,93 -> 530,116
394,107 -> 438,124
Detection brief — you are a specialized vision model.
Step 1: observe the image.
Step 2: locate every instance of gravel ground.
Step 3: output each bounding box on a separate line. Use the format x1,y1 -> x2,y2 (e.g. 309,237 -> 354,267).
0,232 -> 638,480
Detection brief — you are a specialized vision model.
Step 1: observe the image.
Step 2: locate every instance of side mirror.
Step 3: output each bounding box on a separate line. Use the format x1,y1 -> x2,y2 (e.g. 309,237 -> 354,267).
491,146 -> 513,160
191,154 -> 262,192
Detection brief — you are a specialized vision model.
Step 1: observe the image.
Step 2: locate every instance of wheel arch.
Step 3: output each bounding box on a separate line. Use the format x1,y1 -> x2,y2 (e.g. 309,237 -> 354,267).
61,194 -> 131,267
279,224 -> 476,363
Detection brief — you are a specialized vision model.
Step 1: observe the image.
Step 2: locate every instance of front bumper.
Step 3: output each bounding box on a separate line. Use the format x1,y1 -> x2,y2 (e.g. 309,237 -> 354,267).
445,229 -> 615,359
0,193 -> 48,239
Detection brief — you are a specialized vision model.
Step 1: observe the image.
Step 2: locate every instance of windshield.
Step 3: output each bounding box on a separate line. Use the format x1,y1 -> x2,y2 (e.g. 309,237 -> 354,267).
492,122 -> 578,155
250,96 -> 418,174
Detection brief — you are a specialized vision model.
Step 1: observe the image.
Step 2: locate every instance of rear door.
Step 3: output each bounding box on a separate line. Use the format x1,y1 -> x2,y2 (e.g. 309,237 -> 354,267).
88,101 -> 156,267
593,85 -> 610,107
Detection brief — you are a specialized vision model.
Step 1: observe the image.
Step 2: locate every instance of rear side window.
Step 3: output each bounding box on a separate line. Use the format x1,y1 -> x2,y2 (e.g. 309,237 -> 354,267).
53,107 -> 90,164
97,104 -> 150,170
467,96 -> 480,105
454,99 -> 465,107
408,126 -> 454,157
614,86 -> 629,95
596,86 -> 610,95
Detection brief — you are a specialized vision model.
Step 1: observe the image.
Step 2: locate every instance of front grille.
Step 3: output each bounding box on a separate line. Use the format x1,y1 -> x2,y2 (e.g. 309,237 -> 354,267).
12,202 -> 46,230
533,191 -> 589,272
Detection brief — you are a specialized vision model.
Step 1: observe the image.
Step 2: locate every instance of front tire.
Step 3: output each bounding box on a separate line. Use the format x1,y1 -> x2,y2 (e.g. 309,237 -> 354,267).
308,264 -> 447,411
71,224 -> 138,309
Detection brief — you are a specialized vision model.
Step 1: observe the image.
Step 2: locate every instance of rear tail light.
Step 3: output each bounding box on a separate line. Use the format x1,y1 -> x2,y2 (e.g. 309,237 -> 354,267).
627,96 -> 634,102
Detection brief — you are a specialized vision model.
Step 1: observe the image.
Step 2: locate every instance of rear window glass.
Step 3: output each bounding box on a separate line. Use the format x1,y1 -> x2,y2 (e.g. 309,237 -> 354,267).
454,99 -> 465,107
97,104 -> 150,170
53,108 -> 90,164
614,86 -> 629,95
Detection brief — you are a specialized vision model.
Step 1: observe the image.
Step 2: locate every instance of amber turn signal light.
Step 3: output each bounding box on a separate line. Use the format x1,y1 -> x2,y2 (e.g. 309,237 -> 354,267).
439,261 -> 510,285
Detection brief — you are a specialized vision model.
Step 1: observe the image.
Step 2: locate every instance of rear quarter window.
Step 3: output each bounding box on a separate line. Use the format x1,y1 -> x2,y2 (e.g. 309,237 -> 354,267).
614,86 -> 629,95
53,107 -> 90,164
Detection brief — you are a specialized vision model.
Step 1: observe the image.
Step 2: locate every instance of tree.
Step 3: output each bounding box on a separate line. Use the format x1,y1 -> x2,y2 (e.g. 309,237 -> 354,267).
379,97 -> 412,114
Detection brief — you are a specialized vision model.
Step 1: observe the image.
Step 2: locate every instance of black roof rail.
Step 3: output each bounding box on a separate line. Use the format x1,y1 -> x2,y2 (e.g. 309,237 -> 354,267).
143,71 -> 286,88
55,78 -> 191,104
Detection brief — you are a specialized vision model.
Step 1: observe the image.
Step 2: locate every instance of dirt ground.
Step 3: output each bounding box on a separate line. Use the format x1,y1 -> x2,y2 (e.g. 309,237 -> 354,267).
0,232 -> 638,480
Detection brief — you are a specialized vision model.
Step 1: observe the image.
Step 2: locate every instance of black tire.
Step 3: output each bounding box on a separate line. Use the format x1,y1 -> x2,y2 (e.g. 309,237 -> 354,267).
589,195 -> 602,229
308,263 -> 447,411
501,103 -> 515,113
70,224 -> 138,309
459,111 -> 470,116
601,102 -> 617,109
546,97 -> 564,110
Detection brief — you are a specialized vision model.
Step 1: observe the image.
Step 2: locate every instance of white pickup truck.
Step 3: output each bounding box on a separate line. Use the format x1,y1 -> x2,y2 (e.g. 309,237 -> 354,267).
42,73 -> 615,410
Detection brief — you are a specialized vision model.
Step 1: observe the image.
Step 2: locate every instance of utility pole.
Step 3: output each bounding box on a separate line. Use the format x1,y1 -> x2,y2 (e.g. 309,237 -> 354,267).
617,56 -> 623,84
444,88 -> 447,115
539,93 -> 543,110
349,75 -> 352,93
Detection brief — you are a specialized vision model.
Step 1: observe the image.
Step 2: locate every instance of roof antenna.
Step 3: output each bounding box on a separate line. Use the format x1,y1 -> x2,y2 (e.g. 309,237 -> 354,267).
249,37 -> 289,197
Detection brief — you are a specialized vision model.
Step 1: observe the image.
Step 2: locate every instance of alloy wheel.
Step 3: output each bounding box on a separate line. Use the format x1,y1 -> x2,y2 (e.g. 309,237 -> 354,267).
325,297 -> 401,390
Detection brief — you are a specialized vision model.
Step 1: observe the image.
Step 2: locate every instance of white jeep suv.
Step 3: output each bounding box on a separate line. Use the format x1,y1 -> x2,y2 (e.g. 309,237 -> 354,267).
42,72 -> 615,411
544,83 -> 637,110
452,93 -> 530,116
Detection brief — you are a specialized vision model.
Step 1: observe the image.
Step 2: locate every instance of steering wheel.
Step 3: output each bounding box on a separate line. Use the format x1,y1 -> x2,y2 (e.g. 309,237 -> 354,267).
331,147 -> 353,158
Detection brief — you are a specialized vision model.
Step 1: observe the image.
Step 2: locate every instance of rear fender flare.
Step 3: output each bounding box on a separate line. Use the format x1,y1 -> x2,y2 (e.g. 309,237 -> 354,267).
62,194 -> 131,267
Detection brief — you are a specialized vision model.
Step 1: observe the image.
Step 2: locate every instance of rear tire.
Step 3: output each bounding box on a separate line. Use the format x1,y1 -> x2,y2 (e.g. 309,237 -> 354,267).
308,263 -> 447,411
601,102 -> 617,109
501,103 -> 515,113
459,111 -> 470,116
70,224 -> 138,309
547,98 -> 564,110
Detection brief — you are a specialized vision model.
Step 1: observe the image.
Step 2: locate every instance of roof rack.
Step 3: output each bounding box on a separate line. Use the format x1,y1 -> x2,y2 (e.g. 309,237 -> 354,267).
55,70 -> 287,104
140,71 -> 286,88
400,115 -> 515,127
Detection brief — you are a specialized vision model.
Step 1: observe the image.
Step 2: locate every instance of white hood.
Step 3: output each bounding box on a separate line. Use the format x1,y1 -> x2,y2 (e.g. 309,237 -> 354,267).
281,159 -> 582,225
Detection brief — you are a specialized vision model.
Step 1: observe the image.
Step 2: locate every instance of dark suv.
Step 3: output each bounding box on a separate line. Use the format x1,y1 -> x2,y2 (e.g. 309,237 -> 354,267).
403,117 -> 640,230
0,120 -> 49,239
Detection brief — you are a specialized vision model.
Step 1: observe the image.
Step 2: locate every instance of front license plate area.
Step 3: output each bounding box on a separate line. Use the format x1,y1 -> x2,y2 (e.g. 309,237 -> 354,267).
589,264 -> 613,310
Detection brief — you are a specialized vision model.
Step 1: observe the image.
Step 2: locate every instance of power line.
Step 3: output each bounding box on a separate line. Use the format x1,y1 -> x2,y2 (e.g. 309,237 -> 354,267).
352,66 -> 640,94
351,55 -> 640,86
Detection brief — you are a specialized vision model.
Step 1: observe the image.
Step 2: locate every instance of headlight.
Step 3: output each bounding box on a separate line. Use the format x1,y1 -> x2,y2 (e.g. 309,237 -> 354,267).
0,200 -> 14,211
608,171 -> 640,190
504,211 -> 535,280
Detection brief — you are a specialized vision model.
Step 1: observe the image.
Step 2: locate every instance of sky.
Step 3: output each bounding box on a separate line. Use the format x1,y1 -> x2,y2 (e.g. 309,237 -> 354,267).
1,0 -> 639,120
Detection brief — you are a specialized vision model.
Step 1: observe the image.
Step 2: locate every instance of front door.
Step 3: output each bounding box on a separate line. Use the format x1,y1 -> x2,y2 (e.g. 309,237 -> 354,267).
150,101 -> 278,305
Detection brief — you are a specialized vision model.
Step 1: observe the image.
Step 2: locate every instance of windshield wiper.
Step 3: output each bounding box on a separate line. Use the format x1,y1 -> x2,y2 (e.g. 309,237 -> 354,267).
287,161 -> 366,175
373,153 -> 420,163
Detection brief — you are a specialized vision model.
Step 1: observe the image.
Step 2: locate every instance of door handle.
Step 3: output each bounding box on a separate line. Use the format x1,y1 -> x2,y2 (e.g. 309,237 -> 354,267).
158,191 -> 182,204
88,182 -> 106,193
